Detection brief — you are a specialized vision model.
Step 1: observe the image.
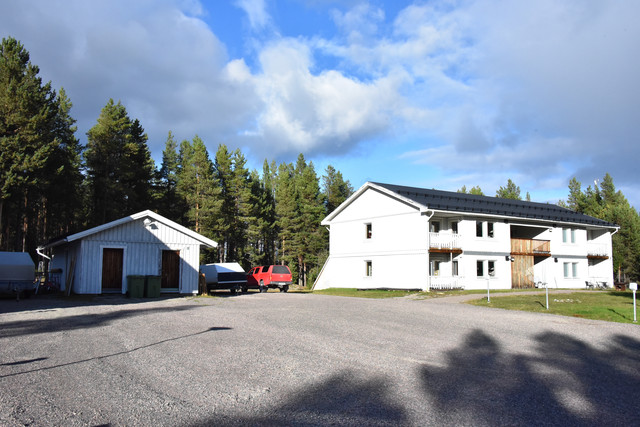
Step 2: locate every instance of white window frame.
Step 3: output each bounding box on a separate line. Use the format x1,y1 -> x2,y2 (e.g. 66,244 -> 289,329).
477,259 -> 497,278
365,223 -> 372,239
365,260 -> 372,277
430,260 -> 441,276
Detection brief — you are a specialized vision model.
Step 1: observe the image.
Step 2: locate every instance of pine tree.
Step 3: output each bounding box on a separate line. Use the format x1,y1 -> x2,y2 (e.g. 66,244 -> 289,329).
275,162 -> 297,272
458,185 -> 484,196
322,165 -> 353,214
496,179 -> 521,200
229,149 -> 253,266
85,99 -> 154,225
213,144 -> 234,262
158,131 -> 185,222
176,136 -> 219,237
0,37 -> 82,252
297,161 -> 326,287
123,118 -> 154,213
564,173 -> 640,281
39,87 -> 83,240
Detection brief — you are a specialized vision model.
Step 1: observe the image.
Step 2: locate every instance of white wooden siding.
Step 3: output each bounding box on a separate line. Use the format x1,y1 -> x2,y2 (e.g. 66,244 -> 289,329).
316,186 -> 615,291
50,218 -> 205,294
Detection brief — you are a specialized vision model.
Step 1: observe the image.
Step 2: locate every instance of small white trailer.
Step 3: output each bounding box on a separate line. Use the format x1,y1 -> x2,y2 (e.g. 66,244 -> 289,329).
0,252 -> 37,300
200,263 -> 247,294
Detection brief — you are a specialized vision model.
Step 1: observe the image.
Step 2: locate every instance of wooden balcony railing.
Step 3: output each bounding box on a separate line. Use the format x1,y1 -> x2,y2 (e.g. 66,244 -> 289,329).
429,232 -> 462,254
511,238 -> 550,256
587,243 -> 609,260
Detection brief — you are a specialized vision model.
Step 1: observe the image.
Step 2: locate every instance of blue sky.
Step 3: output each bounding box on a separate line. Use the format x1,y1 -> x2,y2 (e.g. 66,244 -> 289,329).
2,0 -> 639,208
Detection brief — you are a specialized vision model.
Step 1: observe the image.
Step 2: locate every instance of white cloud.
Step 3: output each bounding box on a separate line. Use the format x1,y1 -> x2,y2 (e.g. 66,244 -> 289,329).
1,0 -> 638,207
0,0 -> 259,152
240,38 -> 408,157
235,0 -> 271,32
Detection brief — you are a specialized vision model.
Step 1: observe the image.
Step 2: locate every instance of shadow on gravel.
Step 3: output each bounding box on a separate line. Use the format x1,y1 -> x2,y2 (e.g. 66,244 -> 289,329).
0,304 -> 200,338
421,329 -> 640,426
189,329 -> 640,426
0,294 -> 187,314
191,372 -> 406,426
0,326 -> 230,379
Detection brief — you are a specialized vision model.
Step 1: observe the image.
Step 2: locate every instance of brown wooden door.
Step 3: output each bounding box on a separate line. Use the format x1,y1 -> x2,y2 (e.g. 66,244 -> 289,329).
102,248 -> 124,291
161,250 -> 180,289
511,255 -> 534,289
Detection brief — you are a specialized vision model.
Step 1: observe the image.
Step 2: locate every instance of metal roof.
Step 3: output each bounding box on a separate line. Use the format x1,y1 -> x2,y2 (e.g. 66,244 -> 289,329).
371,182 -> 617,228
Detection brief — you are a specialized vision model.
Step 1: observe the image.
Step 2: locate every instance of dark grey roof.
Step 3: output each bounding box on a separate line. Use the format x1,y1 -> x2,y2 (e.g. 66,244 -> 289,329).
372,182 -> 617,228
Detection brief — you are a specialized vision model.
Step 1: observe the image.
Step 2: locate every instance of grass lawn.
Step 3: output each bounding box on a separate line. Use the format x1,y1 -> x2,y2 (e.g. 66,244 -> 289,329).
469,291 -> 639,324
312,288 -> 421,298
312,287 -> 546,299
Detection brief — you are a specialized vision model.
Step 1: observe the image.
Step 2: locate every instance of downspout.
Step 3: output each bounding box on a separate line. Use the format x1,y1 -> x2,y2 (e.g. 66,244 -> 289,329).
422,209 -> 435,291
36,246 -> 51,261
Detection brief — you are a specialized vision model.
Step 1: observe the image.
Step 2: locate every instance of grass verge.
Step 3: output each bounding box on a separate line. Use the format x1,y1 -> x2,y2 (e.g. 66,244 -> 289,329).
468,291 -> 639,324
312,287 -> 547,299
312,288 -> 422,299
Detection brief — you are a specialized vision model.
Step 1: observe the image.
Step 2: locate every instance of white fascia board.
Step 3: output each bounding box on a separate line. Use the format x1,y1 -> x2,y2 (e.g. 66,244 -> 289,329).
321,182 -> 427,225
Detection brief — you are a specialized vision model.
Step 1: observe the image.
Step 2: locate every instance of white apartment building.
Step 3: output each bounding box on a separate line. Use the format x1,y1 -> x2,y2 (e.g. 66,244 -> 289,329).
313,182 -> 617,291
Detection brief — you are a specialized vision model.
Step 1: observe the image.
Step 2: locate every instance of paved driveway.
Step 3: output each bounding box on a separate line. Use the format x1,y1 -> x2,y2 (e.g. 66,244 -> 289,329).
1,292 -> 638,426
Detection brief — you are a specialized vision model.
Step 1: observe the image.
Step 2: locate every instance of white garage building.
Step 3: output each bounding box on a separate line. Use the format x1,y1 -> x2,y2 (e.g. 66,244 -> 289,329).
313,182 -> 618,291
39,210 -> 217,295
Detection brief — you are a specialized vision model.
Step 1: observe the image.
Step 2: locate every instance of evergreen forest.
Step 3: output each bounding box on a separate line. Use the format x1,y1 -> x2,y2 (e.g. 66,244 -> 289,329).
2,36 -> 640,285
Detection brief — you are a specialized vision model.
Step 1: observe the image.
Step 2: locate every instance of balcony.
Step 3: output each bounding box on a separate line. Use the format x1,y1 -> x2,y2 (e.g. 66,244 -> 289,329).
429,232 -> 462,254
511,238 -> 551,256
587,243 -> 609,260
429,275 -> 465,290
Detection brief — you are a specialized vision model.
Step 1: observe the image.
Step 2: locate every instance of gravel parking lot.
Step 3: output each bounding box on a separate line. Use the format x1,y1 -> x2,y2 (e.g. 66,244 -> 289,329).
1,292 -> 639,426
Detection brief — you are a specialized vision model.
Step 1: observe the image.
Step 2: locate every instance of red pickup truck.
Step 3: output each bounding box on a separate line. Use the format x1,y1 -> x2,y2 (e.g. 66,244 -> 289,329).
245,265 -> 292,293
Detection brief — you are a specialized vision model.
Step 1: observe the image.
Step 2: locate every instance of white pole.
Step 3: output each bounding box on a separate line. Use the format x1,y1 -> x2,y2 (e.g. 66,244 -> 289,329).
487,278 -> 490,303
545,282 -> 549,310
633,289 -> 637,323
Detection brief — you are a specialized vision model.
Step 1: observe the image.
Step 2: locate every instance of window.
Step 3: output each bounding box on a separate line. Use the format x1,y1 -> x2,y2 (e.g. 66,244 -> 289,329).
365,261 -> 372,277
430,260 -> 440,276
563,228 -> 576,243
563,262 -> 579,278
430,221 -> 440,233
452,261 -> 459,276
476,221 -> 483,237
365,223 -> 372,239
477,260 -> 495,277
487,222 -> 494,238
451,221 -> 458,234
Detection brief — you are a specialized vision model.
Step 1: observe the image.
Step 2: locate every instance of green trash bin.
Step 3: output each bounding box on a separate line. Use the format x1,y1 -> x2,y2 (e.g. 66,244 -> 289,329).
145,275 -> 161,298
128,275 -> 145,298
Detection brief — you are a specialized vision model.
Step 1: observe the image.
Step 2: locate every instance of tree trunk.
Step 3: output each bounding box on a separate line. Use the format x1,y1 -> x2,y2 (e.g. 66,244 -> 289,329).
22,194 -> 28,252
